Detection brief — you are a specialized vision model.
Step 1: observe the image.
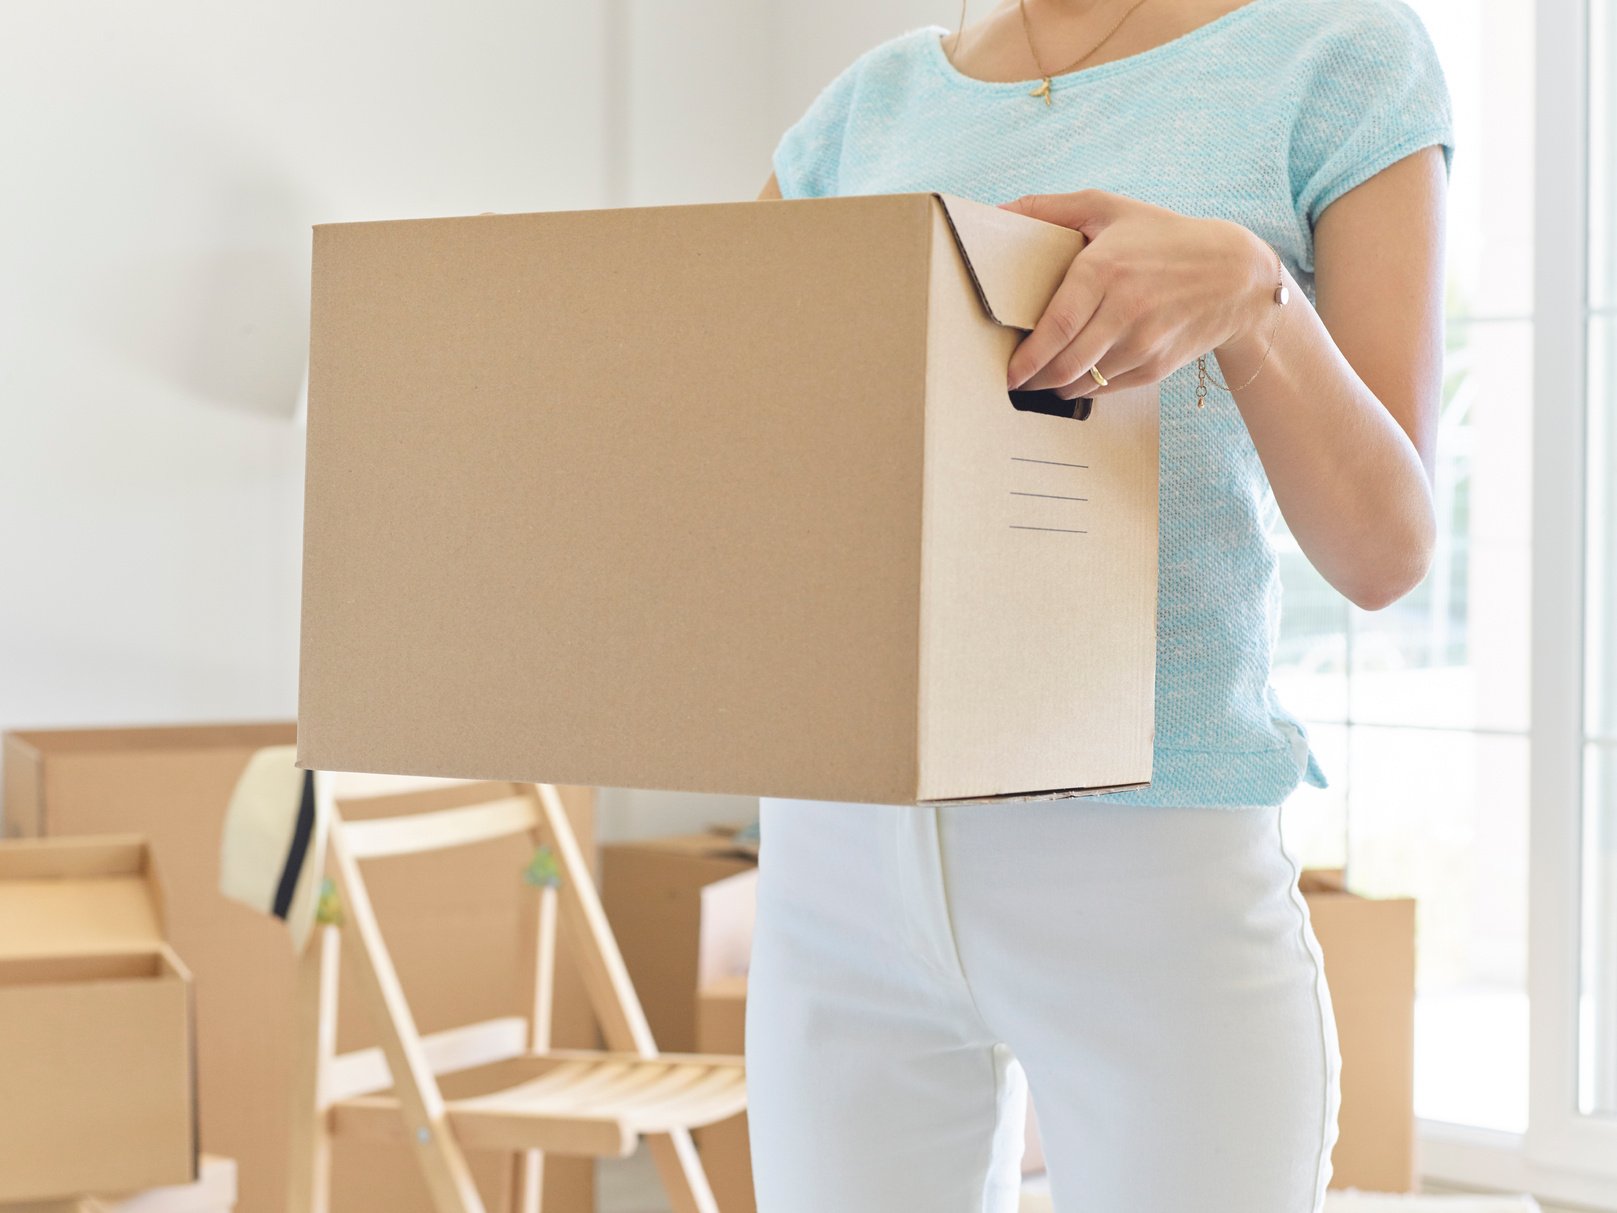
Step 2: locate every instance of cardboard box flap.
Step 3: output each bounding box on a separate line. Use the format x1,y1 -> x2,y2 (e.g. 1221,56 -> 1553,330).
933,192 -> 1085,331
0,835 -> 167,959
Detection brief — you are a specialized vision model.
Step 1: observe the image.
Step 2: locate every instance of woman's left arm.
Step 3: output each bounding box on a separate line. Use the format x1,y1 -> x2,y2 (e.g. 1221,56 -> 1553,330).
1001,144 -> 1449,611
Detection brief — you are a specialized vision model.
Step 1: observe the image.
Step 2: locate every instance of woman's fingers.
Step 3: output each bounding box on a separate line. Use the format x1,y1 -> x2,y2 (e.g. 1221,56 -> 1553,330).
1006,259 -> 1105,389
998,189 -> 1121,239
1019,318 -> 1126,394
1051,358 -> 1156,398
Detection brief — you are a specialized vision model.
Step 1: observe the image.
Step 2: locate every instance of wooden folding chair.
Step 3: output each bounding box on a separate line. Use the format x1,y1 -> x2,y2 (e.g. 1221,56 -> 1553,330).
288,778 -> 746,1213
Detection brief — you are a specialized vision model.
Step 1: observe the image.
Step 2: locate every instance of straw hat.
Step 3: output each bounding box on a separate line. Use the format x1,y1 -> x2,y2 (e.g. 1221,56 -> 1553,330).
218,744 -> 329,951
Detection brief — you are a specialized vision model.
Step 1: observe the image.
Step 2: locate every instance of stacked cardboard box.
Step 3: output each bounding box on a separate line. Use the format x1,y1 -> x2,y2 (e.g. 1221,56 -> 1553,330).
600,828 -> 759,1054
0,836 -> 197,1202
1,724 -> 597,1213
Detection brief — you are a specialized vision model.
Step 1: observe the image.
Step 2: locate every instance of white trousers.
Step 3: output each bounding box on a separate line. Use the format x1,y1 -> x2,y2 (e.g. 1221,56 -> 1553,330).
743,795 -> 1343,1213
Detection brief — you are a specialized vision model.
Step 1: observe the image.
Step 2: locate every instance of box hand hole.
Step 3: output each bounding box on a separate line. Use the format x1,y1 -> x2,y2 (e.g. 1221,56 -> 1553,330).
1010,389 -> 1093,421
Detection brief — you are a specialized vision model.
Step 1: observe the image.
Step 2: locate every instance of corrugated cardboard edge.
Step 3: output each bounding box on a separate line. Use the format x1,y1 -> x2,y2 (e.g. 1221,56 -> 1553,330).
919,781 -> 1149,806
931,193 -> 1086,331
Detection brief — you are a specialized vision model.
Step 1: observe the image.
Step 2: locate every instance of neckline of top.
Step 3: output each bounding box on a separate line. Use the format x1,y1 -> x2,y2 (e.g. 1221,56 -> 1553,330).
920,0 -> 1288,92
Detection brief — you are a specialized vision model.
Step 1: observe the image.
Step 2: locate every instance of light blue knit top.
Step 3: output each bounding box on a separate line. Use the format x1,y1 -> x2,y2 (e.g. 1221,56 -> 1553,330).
771,0 -> 1456,808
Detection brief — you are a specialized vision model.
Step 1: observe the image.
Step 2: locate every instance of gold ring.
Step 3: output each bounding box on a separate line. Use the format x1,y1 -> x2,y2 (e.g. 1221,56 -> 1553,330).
1088,365 -> 1108,387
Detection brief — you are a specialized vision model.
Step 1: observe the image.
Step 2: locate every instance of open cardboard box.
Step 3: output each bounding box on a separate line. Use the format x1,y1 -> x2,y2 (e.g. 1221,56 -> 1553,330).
297,192 -> 1160,807
0,835 -> 198,1202
1,723 -> 596,1213
600,826 -> 759,1055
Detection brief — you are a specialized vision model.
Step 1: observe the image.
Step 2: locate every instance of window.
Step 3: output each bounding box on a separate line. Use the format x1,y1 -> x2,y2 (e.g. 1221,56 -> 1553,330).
1276,0 -> 1617,1204
1581,0 -> 1617,1126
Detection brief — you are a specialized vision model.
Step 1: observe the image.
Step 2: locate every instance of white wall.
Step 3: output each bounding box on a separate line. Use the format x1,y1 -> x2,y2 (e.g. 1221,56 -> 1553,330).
0,0 -> 953,842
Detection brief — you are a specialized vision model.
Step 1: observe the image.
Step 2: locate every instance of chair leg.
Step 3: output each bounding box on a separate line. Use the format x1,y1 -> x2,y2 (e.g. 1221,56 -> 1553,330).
288,925 -> 339,1213
527,785 -> 725,1213
512,875 -> 558,1213
328,821 -> 488,1213
647,1129 -> 721,1213
512,1150 -> 545,1213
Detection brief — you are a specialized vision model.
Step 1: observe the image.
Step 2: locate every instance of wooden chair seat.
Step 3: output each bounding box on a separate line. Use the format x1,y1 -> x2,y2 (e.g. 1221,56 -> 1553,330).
290,779 -> 745,1213
329,1051 -> 748,1160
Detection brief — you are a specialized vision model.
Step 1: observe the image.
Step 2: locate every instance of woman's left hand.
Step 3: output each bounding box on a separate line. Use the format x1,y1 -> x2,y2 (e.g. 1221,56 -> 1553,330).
998,189 -> 1273,398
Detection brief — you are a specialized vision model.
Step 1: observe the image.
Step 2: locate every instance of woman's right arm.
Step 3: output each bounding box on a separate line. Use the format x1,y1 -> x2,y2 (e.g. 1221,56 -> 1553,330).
758,172 -> 782,201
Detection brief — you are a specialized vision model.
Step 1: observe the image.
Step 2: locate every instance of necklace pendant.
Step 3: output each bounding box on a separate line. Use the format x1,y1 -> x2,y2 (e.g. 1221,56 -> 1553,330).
1030,77 -> 1052,105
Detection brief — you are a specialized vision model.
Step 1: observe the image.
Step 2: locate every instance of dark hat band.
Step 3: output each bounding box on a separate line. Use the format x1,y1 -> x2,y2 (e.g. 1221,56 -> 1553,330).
271,769 -> 317,922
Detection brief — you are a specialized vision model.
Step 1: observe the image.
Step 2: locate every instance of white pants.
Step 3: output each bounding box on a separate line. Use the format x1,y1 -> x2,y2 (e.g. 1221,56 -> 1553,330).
743,795 -> 1343,1213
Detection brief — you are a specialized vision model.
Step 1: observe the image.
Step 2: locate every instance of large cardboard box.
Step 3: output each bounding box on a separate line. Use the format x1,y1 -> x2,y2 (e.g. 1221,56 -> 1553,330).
1301,868 -> 1418,1192
1,725 -> 595,1213
0,836 -> 197,1201
297,192 -> 1160,806
600,828 -> 759,1055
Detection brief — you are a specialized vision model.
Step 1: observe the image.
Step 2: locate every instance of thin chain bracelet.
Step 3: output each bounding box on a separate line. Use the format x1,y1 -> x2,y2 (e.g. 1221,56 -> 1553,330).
1196,238 -> 1290,407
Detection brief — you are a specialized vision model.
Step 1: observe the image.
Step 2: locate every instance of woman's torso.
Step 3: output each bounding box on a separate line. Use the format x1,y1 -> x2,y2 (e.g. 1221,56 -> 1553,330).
771,0 -> 1454,806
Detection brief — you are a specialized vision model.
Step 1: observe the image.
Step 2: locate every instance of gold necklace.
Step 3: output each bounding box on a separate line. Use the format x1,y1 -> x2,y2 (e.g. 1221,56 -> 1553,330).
1018,0 -> 1154,105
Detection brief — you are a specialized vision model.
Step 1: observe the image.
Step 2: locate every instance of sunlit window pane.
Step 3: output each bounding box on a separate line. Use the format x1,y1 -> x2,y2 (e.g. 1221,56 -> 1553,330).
1346,727 -> 1529,1134
1581,743 -> 1617,1117
1346,320 -> 1532,734
1272,534 -> 1350,725
1591,0 -> 1616,312
1281,722 -> 1348,871
1411,0 -> 1534,319
1588,315 -> 1617,741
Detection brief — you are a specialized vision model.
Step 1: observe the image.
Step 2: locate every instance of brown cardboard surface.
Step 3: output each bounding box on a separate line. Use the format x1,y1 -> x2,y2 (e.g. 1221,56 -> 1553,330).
918,200 -> 1157,801
0,724 -> 595,1213
0,836 -> 197,1201
695,976 -> 753,1213
601,832 -> 757,1054
1305,878 -> 1418,1192
0,836 -> 166,956
299,192 -> 1158,806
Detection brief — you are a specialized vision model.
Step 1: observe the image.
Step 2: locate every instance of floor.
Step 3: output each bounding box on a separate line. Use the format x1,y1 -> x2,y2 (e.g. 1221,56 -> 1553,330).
596,1152 -> 1590,1213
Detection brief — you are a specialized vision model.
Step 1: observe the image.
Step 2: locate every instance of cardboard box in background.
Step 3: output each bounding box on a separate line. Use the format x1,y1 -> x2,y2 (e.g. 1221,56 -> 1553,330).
0,836 -> 197,1201
601,828 -> 758,1054
1,724 -> 596,1213
695,975 -> 754,1213
1301,868 -> 1418,1192
298,192 -> 1160,807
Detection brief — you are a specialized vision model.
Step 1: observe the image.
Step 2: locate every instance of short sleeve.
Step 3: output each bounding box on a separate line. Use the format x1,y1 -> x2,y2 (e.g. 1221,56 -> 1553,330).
771,56 -> 865,199
1290,0 -> 1457,230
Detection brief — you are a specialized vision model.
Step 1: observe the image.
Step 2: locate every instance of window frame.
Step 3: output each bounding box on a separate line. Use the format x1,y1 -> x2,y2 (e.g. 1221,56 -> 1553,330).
1416,0 -> 1617,1203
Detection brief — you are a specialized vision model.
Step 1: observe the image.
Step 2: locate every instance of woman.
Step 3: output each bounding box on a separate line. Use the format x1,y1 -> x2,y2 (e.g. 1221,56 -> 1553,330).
742,0 -> 1454,1210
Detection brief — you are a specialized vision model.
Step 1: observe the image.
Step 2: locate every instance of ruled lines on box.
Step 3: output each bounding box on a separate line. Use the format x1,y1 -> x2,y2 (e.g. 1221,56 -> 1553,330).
1009,456 -> 1089,534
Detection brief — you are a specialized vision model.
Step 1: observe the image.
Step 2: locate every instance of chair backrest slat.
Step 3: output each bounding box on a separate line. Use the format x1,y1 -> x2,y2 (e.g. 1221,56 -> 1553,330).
339,794 -> 539,860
